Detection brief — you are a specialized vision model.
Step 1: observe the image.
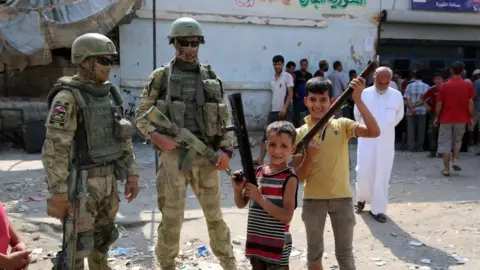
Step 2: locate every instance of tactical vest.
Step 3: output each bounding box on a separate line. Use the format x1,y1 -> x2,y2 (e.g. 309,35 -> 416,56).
47,76 -> 126,167
156,59 -> 228,147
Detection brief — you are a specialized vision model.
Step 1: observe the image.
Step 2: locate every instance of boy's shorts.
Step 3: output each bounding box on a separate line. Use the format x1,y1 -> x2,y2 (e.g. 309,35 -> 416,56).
437,123 -> 466,153
250,257 -> 289,270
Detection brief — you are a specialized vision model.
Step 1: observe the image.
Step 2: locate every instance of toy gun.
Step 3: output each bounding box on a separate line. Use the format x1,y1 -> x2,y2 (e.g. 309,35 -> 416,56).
224,93 -> 257,186
294,60 -> 378,155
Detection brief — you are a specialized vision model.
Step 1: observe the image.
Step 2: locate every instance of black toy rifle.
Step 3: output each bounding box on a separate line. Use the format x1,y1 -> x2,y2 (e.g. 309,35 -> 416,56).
224,93 -> 257,186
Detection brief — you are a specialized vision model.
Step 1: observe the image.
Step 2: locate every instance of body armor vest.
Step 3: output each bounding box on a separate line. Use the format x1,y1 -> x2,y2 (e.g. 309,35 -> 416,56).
155,59 -> 228,148
48,76 -> 126,167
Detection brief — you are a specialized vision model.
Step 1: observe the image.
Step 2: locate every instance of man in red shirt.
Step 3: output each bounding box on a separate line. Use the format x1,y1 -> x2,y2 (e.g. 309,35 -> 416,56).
422,73 -> 443,157
435,62 -> 475,176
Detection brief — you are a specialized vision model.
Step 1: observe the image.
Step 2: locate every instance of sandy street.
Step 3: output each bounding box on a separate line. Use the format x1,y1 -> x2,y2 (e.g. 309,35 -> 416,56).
0,138 -> 479,270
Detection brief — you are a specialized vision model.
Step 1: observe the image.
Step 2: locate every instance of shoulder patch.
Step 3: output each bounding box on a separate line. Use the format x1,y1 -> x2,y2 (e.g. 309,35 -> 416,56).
50,102 -> 69,124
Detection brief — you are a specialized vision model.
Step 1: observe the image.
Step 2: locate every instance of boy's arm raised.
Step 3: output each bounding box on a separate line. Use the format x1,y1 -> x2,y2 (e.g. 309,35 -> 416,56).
351,83 -> 380,138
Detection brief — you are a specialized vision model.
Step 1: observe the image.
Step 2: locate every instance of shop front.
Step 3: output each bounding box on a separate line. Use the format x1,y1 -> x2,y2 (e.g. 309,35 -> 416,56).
377,1 -> 480,78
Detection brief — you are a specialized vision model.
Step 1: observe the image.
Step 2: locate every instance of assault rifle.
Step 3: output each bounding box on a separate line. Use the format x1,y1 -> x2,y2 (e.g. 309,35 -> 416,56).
294,60 -> 378,156
224,93 -> 257,186
142,106 -> 232,174
52,142 -> 88,270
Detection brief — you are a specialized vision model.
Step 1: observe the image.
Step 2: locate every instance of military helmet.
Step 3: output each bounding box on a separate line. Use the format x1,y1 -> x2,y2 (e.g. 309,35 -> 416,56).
168,17 -> 205,44
71,33 -> 117,64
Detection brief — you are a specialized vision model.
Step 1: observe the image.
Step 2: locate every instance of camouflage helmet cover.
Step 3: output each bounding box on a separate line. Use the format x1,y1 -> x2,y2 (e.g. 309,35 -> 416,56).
168,17 -> 205,44
71,33 -> 117,64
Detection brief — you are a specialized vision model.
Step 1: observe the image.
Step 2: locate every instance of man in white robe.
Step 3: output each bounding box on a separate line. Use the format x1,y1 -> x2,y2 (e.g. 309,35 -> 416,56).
354,67 -> 404,223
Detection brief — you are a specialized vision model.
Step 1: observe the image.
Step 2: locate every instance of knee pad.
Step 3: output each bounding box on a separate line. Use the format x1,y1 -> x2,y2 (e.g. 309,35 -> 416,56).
76,231 -> 94,259
94,223 -> 119,253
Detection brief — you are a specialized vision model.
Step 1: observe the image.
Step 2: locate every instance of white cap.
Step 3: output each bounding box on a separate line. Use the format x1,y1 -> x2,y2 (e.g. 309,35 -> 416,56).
473,69 -> 480,76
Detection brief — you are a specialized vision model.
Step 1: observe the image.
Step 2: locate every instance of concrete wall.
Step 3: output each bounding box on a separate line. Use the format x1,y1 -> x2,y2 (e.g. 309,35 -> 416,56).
118,0 -> 380,130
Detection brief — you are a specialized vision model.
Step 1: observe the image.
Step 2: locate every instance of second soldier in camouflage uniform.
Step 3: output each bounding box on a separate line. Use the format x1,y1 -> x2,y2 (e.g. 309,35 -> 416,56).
135,17 -> 236,269
42,33 -> 140,270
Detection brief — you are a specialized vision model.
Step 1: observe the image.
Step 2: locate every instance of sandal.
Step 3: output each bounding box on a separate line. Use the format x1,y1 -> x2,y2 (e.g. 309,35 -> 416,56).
369,211 -> 387,223
441,170 -> 450,177
354,201 -> 365,212
452,164 -> 462,171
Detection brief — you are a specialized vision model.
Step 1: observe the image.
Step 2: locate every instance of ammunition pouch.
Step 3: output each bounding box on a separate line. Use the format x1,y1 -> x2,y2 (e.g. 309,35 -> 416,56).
203,79 -> 222,102
171,101 -> 186,128
203,103 -> 227,137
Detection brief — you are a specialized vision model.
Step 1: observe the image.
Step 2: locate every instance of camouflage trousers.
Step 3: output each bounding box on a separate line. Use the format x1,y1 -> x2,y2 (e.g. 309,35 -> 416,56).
155,151 -> 236,270
55,173 -> 120,270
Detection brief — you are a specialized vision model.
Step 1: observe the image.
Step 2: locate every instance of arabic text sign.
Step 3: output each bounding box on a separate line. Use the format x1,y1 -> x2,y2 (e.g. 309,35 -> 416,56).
234,0 -> 367,13
411,0 -> 480,12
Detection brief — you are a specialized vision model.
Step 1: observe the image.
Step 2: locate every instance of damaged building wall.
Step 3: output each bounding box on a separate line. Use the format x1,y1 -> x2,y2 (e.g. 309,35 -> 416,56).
119,0 -> 380,130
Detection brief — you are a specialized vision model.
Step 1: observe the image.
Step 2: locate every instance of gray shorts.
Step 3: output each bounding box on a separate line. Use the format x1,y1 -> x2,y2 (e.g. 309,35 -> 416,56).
302,199 -> 356,269
437,123 -> 466,153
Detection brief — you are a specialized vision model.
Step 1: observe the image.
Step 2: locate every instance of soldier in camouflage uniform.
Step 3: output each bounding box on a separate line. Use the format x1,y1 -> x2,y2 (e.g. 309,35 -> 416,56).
42,33 -> 140,270
135,17 -> 236,270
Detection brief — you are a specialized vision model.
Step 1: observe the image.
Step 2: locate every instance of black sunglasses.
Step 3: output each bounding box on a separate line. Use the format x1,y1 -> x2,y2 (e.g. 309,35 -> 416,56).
176,39 -> 200,48
96,56 -> 114,66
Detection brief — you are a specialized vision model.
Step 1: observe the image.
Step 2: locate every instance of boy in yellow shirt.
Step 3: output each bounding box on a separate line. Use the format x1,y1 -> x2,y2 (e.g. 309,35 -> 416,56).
293,76 -> 380,270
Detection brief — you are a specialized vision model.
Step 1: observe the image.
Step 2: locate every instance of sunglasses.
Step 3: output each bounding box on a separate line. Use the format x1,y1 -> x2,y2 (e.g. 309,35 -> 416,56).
96,56 -> 114,66
176,39 -> 200,48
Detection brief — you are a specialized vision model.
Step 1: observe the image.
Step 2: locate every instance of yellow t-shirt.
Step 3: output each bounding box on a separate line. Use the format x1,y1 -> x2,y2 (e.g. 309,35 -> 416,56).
295,116 -> 359,200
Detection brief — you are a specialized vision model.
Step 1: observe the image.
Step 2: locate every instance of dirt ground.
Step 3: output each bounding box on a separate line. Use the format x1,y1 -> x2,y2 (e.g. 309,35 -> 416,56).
0,138 -> 479,270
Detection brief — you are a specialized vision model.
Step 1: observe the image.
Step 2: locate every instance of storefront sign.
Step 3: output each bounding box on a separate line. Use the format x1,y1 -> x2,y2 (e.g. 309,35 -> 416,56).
411,0 -> 480,12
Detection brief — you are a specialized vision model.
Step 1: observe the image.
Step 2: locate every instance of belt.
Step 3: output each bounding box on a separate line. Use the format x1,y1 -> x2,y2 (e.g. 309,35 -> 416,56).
86,164 -> 115,177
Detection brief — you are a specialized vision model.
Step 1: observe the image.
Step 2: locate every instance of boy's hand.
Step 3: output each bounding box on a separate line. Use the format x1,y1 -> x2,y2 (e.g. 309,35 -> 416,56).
350,77 -> 366,102
231,170 -> 247,193
2,249 -> 31,270
11,241 -> 27,252
244,183 -> 262,202
305,140 -> 321,161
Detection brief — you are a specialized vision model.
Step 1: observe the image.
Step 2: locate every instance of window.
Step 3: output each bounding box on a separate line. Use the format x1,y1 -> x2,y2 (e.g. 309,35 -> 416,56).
106,26 -> 120,65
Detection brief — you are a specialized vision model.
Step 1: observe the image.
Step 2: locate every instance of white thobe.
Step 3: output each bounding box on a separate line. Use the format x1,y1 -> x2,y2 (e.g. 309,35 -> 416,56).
354,87 -> 404,215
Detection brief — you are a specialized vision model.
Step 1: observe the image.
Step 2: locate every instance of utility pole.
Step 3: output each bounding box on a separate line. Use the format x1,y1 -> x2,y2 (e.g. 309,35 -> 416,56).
152,0 -> 159,173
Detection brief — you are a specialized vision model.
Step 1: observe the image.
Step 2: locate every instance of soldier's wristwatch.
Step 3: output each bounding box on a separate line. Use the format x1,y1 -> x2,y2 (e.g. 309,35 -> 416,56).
220,147 -> 233,159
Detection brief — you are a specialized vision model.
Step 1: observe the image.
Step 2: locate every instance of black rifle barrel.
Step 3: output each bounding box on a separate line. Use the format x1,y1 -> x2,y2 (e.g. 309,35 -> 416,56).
226,93 -> 257,186
293,60 -> 378,155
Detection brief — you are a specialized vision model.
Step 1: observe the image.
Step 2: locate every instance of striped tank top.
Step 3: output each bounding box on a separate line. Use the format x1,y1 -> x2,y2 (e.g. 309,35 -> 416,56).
245,165 -> 298,265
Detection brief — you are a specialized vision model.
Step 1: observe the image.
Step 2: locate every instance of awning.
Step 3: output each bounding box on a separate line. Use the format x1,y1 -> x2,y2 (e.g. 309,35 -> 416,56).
0,0 -> 142,71
379,9 -> 480,42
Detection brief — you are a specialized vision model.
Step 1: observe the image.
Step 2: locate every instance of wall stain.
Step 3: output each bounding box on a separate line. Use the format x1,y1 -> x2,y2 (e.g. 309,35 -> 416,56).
350,45 -> 363,65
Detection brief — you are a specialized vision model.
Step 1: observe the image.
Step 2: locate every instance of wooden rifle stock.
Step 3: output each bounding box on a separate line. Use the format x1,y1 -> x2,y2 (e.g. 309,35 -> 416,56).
293,60 -> 378,155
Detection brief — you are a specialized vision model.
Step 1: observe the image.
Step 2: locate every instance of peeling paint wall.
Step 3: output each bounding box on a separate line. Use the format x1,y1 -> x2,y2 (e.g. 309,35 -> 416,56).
118,0 -> 380,130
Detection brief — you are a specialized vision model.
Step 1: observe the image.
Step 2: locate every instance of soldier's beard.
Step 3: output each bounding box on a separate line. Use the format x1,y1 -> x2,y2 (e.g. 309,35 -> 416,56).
175,44 -> 199,63
78,63 -> 111,83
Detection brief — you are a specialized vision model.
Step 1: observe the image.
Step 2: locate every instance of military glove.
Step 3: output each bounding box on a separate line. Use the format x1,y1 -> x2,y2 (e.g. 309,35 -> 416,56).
46,193 -> 72,220
125,175 -> 140,203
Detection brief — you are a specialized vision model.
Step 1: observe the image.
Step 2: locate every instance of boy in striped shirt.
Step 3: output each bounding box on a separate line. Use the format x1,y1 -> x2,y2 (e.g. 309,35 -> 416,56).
232,121 -> 299,269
